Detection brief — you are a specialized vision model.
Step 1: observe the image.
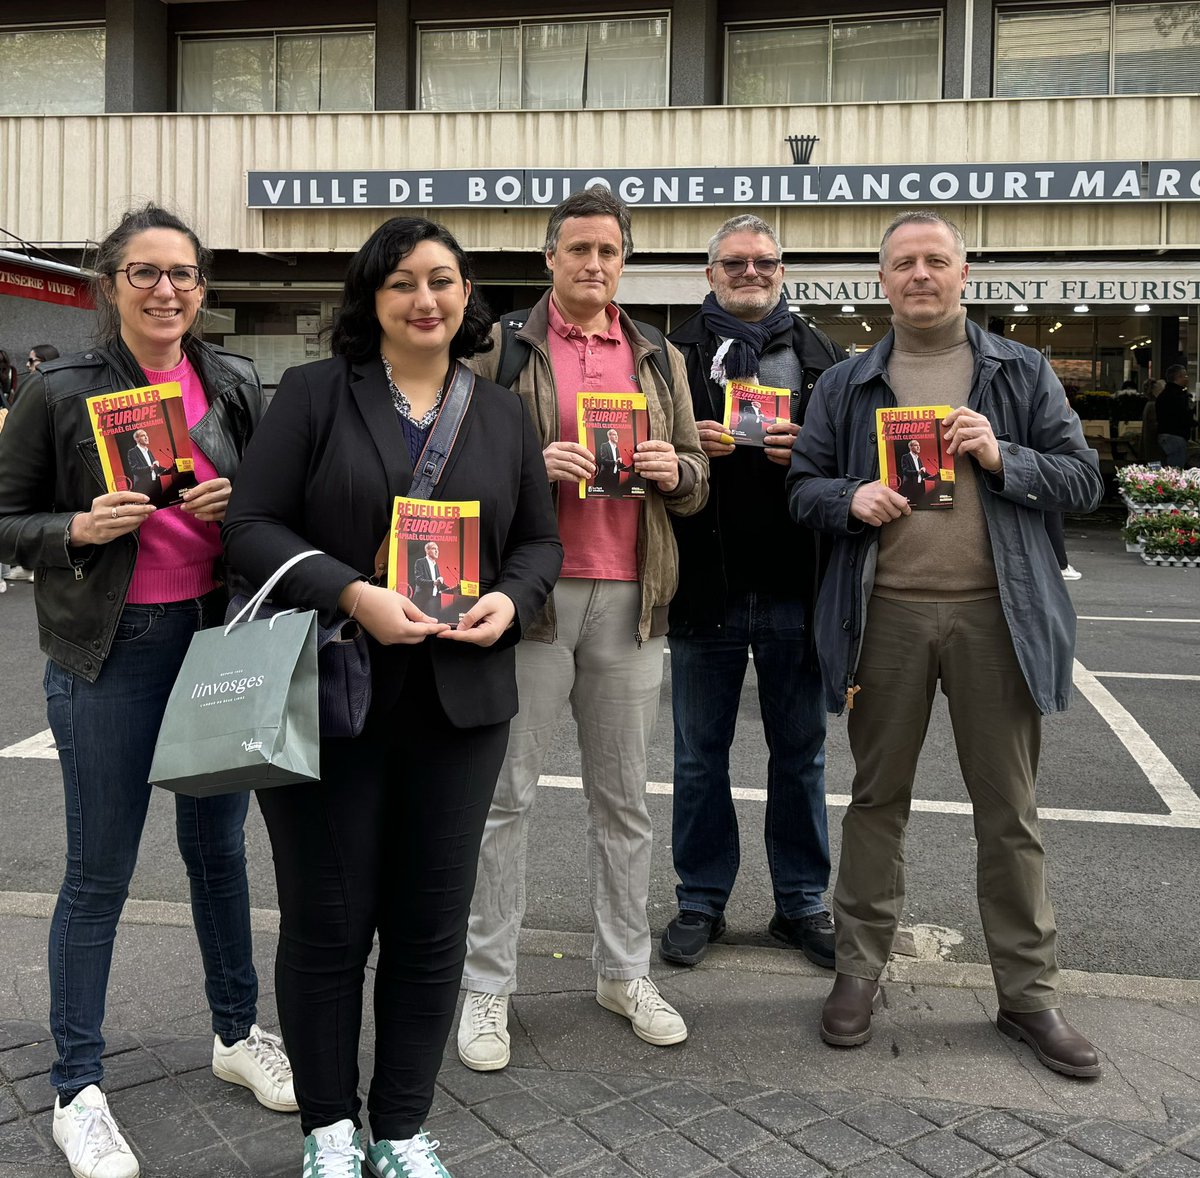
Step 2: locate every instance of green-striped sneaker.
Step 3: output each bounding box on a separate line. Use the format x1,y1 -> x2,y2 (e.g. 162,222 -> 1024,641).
366,1130 -> 451,1178
302,1119 -> 364,1178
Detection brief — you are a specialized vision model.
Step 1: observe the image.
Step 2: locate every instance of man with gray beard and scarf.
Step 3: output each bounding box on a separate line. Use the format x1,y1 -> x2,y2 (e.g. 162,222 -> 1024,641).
662,214 -> 845,969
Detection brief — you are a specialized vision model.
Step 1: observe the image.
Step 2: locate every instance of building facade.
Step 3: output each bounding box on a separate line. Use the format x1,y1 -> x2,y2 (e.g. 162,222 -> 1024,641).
1,0 -> 1197,396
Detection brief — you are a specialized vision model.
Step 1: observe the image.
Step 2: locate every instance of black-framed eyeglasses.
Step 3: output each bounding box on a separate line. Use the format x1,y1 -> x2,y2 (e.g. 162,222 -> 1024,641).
714,257 -> 781,278
26,357 -> 38,367
117,263 -> 204,291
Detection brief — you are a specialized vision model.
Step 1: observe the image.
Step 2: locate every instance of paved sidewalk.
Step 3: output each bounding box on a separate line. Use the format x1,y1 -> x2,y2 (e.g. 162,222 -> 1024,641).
2,906 -> 1200,1177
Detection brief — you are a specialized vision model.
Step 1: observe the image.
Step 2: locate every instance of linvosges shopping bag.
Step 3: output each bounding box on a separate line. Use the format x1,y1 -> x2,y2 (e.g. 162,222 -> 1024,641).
149,553 -> 322,797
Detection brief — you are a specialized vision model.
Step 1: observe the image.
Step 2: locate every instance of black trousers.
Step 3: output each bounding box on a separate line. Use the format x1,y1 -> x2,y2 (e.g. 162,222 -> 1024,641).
1045,511 -> 1068,570
257,649 -> 510,1140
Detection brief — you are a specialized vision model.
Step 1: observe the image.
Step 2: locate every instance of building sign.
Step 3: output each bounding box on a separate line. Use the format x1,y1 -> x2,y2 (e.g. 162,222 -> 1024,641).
248,161 -> 1200,210
0,256 -> 92,308
784,265 -> 1200,307
614,263 -> 1200,307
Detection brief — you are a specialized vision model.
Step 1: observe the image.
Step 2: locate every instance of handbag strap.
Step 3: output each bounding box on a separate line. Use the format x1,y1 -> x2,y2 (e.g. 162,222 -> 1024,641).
409,360 -> 475,500
223,549 -> 322,635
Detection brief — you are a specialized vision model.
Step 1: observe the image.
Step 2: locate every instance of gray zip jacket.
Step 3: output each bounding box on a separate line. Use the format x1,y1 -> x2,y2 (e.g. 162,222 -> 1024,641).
786,318 -> 1103,716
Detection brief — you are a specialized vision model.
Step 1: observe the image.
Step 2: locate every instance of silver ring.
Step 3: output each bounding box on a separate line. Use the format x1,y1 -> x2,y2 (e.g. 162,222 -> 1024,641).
111,506 -> 119,519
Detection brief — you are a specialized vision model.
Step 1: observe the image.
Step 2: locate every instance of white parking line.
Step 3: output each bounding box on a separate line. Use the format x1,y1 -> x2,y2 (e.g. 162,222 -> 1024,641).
538,776 -> 1200,829
1092,672 -> 1200,681
0,729 -> 57,759
1073,659 -> 1200,816
1079,615 -> 1200,623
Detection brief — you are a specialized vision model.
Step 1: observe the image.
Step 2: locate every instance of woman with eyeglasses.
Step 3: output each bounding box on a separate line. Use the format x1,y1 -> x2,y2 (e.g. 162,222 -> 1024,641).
0,205 -> 296,1178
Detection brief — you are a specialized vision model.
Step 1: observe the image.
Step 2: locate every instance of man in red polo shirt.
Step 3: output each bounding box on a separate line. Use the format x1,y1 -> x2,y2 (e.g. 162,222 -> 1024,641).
458,186 -> 708,1070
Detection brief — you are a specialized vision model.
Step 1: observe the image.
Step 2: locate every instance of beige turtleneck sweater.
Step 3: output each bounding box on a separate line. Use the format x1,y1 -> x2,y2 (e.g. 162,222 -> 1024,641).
873,310 -> 999,600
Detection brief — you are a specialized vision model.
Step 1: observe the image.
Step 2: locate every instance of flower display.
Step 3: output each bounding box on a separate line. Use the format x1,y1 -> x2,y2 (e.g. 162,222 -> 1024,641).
1121,509 -> 1200,557
1116,465 -> 1200,509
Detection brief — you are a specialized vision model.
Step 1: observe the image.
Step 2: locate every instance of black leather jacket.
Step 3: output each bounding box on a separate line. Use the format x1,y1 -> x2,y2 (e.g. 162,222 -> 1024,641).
0,337 -> 262,681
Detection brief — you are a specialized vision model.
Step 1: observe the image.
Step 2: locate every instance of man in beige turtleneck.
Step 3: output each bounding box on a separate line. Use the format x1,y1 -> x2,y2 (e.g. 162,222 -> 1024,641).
788,211 -> 1105,1080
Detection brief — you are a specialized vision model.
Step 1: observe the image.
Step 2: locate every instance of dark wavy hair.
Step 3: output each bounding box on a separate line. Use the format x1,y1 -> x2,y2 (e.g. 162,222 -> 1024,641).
90,204 -> 212,344
330,218 -> 493,362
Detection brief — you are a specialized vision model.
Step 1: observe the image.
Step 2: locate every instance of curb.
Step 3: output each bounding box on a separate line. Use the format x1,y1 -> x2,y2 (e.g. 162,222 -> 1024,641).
4,891 -> 1199,1006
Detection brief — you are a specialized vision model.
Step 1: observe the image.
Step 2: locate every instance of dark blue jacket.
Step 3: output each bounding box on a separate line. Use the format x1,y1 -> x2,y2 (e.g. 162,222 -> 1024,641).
786,318 -> 1103,716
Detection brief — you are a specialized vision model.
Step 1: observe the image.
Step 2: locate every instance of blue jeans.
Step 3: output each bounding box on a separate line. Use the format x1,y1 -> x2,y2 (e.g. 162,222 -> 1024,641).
670,592 -> 831,919
44,594 -> 258,1094
1158,433 -> 1188,468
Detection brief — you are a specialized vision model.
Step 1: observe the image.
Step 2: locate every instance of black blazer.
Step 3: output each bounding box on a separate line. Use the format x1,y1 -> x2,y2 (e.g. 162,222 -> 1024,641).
222,354 -> 562,729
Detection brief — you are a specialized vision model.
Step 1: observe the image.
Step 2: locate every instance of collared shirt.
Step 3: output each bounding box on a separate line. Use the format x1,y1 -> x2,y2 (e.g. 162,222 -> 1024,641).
546,297 -> 639,582
382,354 -> 444,429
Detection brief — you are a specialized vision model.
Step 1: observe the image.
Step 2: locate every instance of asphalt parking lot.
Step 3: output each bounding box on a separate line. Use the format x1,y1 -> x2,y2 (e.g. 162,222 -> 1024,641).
1,512 -> 1198,980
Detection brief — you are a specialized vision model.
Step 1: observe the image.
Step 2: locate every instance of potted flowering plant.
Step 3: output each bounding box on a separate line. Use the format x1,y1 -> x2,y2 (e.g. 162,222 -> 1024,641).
1116,465 -> 1200,511
1121,509 -> 1200,565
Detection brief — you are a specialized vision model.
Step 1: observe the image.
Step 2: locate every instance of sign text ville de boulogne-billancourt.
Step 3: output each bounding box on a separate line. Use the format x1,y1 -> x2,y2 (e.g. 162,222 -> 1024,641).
248,161 -> 1200,210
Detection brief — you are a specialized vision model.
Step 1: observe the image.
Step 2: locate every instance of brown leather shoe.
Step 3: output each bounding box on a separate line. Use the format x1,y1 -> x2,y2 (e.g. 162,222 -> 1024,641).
820,973 -> 882,1047
996,1008 -> 1101,1078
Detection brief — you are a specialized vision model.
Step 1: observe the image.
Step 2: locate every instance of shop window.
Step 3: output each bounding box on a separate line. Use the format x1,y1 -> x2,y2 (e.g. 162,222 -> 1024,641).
0,26 -> 105,115
995,3 -> 1200,97
418,17 -> 669,111
726,16 -> 941,105
179,30 -> 374,113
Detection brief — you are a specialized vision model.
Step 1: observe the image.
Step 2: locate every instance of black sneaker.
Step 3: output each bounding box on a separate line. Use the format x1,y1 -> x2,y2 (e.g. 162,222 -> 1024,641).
769,910 -> 836,969
659,911 -> 726,966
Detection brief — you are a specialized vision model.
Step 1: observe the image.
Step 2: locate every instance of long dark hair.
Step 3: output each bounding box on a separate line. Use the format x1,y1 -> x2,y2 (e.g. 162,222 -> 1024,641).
90,205 -> 211,344
330,218 -> 493,362
0,349 -> 15,399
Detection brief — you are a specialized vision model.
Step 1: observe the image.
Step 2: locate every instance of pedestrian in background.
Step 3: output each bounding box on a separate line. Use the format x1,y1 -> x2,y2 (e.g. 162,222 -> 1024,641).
0,348 -> 18,407
1,346 -> 60,583
0,204 -> 294,1178
1157,364 -> 1193,468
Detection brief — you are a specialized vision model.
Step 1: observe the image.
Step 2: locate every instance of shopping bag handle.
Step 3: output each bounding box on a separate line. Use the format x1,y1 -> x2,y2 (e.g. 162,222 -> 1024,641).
224,550 -> 323,636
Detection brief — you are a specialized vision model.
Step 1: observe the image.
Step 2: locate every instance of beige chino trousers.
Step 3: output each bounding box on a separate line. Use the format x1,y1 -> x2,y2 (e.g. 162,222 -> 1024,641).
462,578 -> 665,994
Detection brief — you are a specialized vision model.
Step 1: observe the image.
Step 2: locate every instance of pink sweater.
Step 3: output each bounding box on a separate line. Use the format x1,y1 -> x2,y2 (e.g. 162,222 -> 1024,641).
126,356 -> 223,604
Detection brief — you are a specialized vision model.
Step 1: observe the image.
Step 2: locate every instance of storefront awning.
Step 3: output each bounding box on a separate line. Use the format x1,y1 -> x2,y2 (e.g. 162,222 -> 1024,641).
0,250 -> 93,309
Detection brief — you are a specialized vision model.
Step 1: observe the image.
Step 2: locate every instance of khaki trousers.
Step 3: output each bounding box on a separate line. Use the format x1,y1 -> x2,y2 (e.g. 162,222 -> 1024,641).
835,595 -> 1060,1011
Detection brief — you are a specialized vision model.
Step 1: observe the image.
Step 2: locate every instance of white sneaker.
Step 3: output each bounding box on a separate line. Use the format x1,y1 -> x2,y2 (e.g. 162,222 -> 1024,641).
212,1024 -> 298,1111
366,1129 -> 451,1177
1061,564 -> 1082,580
596,975 -> 688,1046
456,991 -> 510,1072
52,1086 -> 140,1178
0,578 -> 6,593
303,1119 -> 364,1178
4,565 -> 34,581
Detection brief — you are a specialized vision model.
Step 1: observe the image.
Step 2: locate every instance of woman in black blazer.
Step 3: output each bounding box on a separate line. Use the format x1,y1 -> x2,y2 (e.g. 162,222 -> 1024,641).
222,218 -> 561,1178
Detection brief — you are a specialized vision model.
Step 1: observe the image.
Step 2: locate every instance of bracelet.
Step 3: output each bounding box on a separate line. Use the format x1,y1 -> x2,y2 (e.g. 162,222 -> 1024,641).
347,579 -> 369,621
